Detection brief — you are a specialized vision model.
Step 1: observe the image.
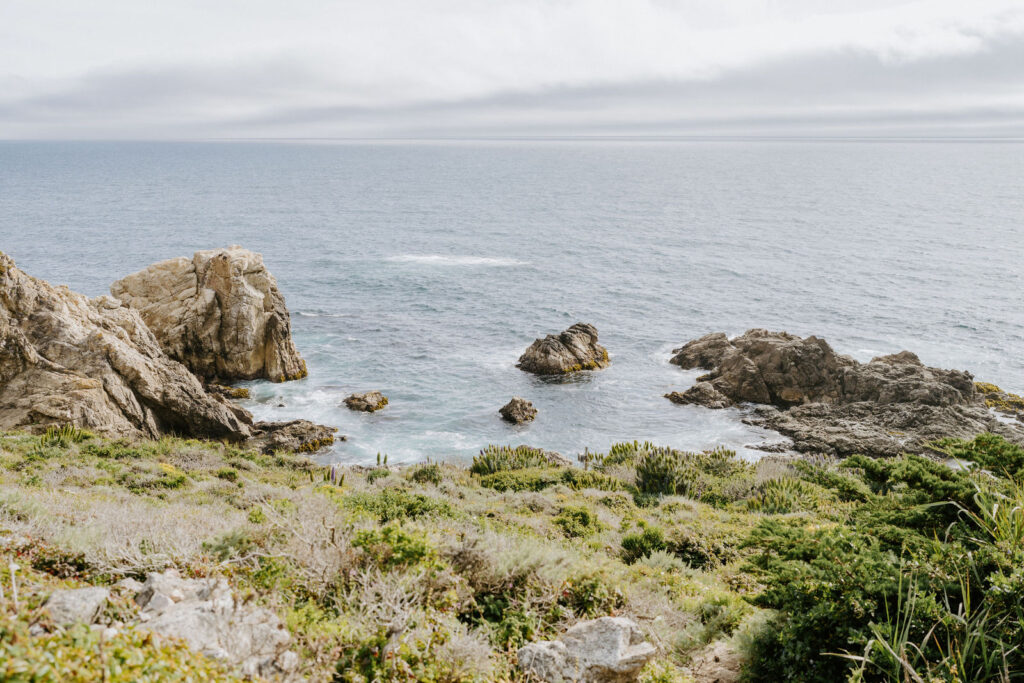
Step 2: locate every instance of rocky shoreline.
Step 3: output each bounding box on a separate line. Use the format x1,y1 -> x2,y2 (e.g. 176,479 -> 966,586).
665,329 -> 1024,457
3,245 -> 1022,461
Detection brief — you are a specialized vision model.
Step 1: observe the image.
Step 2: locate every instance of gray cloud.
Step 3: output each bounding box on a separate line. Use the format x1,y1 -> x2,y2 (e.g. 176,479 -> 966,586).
1,0 -> 1023,138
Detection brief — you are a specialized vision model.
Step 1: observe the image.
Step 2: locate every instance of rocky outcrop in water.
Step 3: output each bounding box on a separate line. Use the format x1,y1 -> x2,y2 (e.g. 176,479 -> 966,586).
343,391 -> 389,412
668,329 -> 1024,457
500,397 -> 537,424
517,616 -> 656,682
0,252 -> 333,452
111,246 -> 307,384
518,323 -> 610,375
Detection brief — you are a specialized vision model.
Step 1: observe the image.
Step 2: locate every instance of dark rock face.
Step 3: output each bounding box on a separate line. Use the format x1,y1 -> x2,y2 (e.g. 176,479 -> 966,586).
517,323 -> 610,375
500,397 -> 537,424
343,391 -> 389,412
668,329 -> 1023,457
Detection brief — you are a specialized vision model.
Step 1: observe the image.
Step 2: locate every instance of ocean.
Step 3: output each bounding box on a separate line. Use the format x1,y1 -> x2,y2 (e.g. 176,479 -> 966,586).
2,139 -> 1022,464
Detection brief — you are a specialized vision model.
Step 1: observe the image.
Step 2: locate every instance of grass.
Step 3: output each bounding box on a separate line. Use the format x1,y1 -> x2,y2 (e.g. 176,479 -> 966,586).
2,431 -> 1019,681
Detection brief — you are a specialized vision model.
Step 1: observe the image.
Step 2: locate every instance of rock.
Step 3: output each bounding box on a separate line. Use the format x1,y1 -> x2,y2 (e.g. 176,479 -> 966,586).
247,419 -> 338,454
665,382 -> 732,409
0,252 -> 334,451
0,251 -> 252,440
133,570 -> 294,678
517,323 -> 610,375
517,616 -> 656,682
110,246 -> 307,384
668,329 -> 1024,457
500,397 -> 537,424
43,587 -> 110,626
670,332 -> 732,370
343,391 -> 389,412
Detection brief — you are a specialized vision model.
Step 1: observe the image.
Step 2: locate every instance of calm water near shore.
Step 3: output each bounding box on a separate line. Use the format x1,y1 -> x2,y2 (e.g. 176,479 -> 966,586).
2,140 -> 1022,464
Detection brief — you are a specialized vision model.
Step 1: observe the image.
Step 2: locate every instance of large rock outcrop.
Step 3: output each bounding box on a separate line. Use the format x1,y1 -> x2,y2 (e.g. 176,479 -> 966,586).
518,323 -> 610,375
111,246 -> 307,383
517,617 -> 656,682
0,251 -> 250,440
0,252 -> 334,452
667,329 -> 1024,457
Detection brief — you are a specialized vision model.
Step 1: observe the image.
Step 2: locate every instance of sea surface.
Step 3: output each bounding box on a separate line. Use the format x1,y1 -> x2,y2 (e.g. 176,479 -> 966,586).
2,140 -> 1022,465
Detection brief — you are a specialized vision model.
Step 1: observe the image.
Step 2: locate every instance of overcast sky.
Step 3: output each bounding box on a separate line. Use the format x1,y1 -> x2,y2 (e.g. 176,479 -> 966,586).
2,0 -> 1023,139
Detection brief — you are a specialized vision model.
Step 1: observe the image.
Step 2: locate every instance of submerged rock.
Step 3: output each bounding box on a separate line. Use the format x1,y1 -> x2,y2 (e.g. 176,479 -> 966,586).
517,323 -> 610,375
111,246 -> 307,384
517,616 -> 656,682
343,391 -> 389,412
500,397 -> 537,424
667,329 -> 1024,457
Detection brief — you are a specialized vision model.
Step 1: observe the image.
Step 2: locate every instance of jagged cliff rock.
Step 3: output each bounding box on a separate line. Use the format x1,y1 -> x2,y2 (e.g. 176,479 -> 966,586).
668,329 -> 1023,457
111,246 -> 307,383
518,323 -> 610,375
0,252 -> 333,451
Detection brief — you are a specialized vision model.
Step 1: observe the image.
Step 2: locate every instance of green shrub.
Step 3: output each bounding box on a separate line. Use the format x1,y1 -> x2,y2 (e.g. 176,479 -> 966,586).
353,525 -> 435,569
560,571 -> 625,617
553,505 -> 604,538
366,468 -> 390,484
0,622 -> 240,682
478,467 -> 562,492
342,488 -> 453,523
410,462 -> 443,485
745,477 -> 833,514
741,436 -> 1024,682
635,446 -> 752,505
215,467 -> 238,482
621,525 -> 666,564
39,424 -> 92,448
470,445 -> 551,475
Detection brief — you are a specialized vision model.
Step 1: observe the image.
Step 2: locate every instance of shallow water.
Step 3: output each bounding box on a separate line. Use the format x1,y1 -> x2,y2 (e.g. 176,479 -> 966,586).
2,140 -> 1022,464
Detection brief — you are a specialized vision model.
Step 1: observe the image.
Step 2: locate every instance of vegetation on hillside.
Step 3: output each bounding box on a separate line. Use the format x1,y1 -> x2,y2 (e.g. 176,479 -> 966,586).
1,429 -> 1021,681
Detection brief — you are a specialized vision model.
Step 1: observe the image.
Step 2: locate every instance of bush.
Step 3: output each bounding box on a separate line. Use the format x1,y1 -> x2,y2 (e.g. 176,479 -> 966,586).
410,462 -> 443,485
621,525 -> 666,564
741,435 -> 1024,682
0,622 -> 240,682
366,468 -> 390,484
470,445 -> 551,475
553,505 -> 604,538
353,525 -> 436,569
635,446 -> 752,505
342,488 -> 454,523
478,467 -> 562,492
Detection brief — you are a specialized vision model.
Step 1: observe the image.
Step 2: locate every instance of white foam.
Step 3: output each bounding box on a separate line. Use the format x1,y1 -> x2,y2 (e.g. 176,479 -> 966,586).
385,254 -> 527,267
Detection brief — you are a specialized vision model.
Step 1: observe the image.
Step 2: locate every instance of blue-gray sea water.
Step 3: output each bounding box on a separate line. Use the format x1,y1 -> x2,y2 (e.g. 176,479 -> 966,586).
2,140 -> 1022,464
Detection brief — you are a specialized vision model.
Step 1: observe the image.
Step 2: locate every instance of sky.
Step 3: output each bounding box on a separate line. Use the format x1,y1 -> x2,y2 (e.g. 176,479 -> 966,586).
2,0 -> 1023,139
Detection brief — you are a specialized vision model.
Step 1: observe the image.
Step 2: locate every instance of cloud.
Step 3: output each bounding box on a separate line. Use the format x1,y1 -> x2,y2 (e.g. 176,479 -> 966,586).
1,0 -> 1023,138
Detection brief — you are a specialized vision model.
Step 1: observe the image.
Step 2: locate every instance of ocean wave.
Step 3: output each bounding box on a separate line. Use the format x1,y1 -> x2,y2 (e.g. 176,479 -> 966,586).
385,254 -> 527,267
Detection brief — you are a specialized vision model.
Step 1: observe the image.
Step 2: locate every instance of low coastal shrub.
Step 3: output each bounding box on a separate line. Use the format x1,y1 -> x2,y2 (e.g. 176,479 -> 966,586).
553,505 -> 604,538
635,446 -> 754,505
621,524 -> 667,564
741,434 -> 1024,682
409,462 -> 443,485
470,445 -> 550,475
341,488 -> 454,523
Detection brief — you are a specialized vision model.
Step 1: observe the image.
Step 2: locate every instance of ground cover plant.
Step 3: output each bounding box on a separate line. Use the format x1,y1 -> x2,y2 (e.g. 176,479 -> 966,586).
1,431 -> 1020,681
